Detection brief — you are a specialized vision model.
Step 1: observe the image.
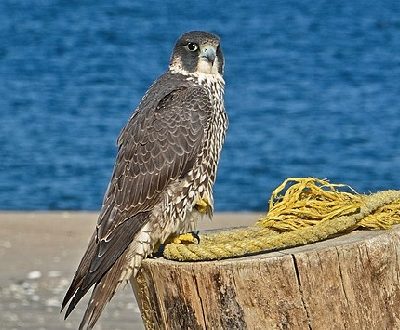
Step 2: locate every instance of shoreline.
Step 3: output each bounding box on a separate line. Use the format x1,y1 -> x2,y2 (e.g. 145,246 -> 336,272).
0,211 -> 260,330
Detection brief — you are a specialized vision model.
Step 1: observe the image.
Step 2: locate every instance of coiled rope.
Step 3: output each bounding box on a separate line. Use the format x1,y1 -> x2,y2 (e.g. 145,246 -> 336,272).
163,178 -> 400,261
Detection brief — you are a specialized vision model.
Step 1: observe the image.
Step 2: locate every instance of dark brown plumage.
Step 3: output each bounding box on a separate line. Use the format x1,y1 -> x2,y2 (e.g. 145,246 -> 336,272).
62,31 -> 227,329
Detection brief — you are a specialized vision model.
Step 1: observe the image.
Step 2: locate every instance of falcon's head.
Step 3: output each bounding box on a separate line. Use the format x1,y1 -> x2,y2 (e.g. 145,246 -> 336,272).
169,31 -> 224,75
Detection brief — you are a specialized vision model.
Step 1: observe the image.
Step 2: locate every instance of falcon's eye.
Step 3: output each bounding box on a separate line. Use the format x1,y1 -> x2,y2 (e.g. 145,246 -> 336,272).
186,42 -> 198,52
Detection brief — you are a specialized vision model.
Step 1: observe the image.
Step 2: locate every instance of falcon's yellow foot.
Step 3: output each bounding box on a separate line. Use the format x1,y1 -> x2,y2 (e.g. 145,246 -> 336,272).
168,232 -> 200,245
194,196 -> 211,214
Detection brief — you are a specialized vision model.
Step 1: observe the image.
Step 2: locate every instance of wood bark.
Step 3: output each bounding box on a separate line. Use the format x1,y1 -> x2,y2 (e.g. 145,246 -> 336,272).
132,226 -> 400,330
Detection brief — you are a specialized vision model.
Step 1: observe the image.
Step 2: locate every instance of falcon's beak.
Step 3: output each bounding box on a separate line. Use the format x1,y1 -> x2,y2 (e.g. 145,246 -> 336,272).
197,45 -> 219,74
200,46 -> 216,64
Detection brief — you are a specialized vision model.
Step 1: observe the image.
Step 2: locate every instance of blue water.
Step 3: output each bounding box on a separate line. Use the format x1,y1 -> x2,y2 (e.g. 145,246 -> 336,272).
1,0 -> 399,211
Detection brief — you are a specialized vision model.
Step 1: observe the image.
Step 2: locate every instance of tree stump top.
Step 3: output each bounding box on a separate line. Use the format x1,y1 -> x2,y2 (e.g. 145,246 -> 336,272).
136,226 -> 400,330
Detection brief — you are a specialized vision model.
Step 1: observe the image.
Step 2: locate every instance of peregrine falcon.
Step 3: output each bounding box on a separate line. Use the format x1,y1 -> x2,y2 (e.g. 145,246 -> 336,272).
62,31 -> 227,328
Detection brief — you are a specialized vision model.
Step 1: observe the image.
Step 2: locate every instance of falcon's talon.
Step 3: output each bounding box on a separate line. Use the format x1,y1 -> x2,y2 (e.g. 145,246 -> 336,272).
169,232 -> 199,245
192,231 -> 200,243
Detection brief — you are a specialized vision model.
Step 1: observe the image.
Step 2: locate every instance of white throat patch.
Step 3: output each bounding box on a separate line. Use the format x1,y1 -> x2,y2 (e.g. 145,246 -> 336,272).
197,57 -> 220,74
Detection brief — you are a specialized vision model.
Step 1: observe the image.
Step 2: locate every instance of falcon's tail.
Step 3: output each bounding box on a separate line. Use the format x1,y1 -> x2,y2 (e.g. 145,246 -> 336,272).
62,212 -> 151,328
77,227 -> 153,329
62,232 -> 97,316
78,252 -> 128,330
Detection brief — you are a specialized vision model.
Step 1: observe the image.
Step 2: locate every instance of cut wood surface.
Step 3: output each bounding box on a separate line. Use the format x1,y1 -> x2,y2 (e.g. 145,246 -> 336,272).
134,225 -> 400,330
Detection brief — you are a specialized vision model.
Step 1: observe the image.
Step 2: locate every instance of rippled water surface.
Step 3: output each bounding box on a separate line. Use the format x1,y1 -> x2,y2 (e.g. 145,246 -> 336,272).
1,0 -> 399,211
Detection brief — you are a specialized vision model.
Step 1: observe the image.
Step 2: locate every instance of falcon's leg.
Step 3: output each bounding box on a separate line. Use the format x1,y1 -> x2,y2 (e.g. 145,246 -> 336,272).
166,231 -> 200,244
194,195 -> 212,214
166,193 -> 214,245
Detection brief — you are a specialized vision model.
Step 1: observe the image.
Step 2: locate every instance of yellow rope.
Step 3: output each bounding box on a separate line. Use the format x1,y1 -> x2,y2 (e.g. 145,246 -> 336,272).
163,178 -> 400,261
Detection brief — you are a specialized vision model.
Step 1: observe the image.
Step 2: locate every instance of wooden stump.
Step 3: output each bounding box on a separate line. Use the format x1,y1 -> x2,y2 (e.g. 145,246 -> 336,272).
133,226 -> 400,330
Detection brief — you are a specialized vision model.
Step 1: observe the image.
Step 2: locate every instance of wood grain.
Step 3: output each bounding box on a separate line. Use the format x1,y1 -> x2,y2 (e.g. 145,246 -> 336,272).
133,226 -> 400,330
